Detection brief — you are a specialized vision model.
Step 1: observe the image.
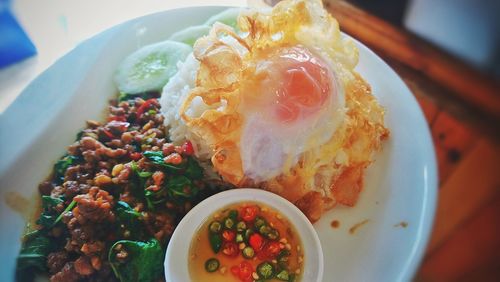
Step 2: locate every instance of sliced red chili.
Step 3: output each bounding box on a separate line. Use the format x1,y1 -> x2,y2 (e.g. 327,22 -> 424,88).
241,205 -> 259,222
222,230 -> 236,242
259,241 -> 281,260
230,261 -> 254,282
181,140 -> 195,156
249,233 -> 264,251
238,261 -> 254,282
230,265 -> 240,276
257,250 -> 268,261
108,115 -> 127,122
136,99 -> 157,118
221,242 -> 239,257
102,129 -> 115,139
130,152 -> 142,161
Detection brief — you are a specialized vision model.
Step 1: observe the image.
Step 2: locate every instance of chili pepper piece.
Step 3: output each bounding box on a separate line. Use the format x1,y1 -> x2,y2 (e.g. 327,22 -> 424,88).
209,233 -> 222,254
205,258 -> 220,272
249,233 -> 264,251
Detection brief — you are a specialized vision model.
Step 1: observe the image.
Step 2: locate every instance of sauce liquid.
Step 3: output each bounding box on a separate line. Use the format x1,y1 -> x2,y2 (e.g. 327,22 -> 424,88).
189,202 -> 304,282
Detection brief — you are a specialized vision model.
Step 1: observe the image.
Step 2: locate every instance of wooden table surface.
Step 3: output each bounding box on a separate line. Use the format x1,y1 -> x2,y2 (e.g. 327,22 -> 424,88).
323,1 -> 500,281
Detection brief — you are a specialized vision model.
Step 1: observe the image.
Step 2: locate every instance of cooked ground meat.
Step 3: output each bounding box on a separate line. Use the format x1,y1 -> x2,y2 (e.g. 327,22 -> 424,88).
16,93 -> 231,282
73,187 -> 115,224
50,263 -> 80,282
47,251 -> 69,274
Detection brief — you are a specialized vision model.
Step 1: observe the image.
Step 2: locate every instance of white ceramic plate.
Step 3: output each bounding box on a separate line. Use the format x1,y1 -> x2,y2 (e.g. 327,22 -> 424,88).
0,6 -> 437,282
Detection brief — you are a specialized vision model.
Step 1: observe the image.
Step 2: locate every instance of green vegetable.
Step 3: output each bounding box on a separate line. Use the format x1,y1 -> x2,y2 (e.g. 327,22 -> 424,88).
143,151 -> 182,172
130,161 -> 153,178
204,8 -> 242,30
144,190 -> 156,210
169,25 -> 211,46
209,233 -> 222,254
242,246 -> 255,259
223,217 -> 235,230
143,152 -> 204,181
257,261 -> 275,279
209,221 -> 222,234
53,155 -> 80,184
109,238 -> 164,282
244,229 -> 254,241
130,161 -> 162,210
144,187 -> 171,210
184,157 -> 204,180
116,201 -> 143,238
141,153 -> 204,208
204,258 -> 220,272
114,40 -> 192,94
254,216 -> 266,229
137,170 -> 153,178
75,130 -> 84,141
266,228 -> 280,240
278,250 -> 290,261
53,200 -> 76,226
36,196 -> 74,229
166,175 -> 194,198
16,231 -> 54,272
258,225 -> 272,236
129,161 -> 152,201
116,201 -> 141,220
276,269 -> 290,281
36,196 -> 64,228
236,221 -> 246,232
228,210 -> 238,220
277,249 -> 290,270
235,233 -> 244,243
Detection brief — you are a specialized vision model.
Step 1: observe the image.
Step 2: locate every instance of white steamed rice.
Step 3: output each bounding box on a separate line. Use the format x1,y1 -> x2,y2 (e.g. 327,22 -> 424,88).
159,53 -> 213,160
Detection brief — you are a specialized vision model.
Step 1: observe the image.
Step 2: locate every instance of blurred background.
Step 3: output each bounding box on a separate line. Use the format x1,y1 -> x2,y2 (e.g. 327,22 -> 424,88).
1,0 -> 499,281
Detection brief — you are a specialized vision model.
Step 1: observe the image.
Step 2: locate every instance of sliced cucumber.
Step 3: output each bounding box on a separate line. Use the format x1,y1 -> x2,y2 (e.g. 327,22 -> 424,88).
169,25 -> 211,46
204,8 -> 242,30
114,40 -> 192,94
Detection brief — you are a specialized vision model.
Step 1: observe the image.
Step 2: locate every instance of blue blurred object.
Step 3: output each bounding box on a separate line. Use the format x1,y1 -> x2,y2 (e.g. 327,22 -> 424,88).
0,0 -> 36,68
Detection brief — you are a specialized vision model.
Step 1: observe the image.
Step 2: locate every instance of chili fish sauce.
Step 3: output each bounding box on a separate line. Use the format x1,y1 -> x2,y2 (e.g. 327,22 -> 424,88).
189,202 -> 304,282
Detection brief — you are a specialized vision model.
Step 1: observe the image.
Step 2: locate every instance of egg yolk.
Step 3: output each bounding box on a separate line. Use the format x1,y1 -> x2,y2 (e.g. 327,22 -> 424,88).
271,47 -> 333,123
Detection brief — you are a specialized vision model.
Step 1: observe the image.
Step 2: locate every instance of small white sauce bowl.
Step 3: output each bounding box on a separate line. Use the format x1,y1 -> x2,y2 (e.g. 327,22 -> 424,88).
164,188 -> 324,282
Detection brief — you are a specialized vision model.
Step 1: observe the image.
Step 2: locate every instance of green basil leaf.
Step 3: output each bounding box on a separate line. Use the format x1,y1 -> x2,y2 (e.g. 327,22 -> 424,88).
166,175 -> 198,198
53,155 -> 80,184
143,151 -> 183,172
36,195 -> 65,228
109,238 -> 165,282
184,157 -> 203,180
16,232 -> 54,272
116,201 -> 144,239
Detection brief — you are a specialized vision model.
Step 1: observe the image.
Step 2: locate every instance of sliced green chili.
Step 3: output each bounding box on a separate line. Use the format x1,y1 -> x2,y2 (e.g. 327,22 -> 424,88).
209,221 -> 222,234
276,269 -> 290,281
236,221 -> 247,232
209,233 -> 222,254
242,246 -> 255,259
257,261 -> 275,279
205,258 -> 220,272
223,217 -> 235,230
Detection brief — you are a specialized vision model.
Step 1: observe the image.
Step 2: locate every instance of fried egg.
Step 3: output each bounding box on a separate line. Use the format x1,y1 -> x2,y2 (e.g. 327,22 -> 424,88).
239,45 -> 345,182
162,0 -> 389,221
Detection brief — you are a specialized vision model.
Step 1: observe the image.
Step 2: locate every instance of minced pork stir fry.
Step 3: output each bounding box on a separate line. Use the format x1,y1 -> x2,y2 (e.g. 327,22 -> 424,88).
16,92 -> 232,282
